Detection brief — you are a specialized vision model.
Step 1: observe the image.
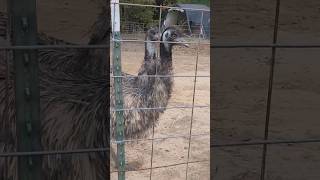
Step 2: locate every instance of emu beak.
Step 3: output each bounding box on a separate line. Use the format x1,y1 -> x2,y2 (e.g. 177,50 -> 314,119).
175,37 -> 189,47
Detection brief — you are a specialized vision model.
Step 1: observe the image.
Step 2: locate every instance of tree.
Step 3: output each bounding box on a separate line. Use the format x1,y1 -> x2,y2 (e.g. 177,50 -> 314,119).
120,0 -> 210,31
166,0 -> 210,5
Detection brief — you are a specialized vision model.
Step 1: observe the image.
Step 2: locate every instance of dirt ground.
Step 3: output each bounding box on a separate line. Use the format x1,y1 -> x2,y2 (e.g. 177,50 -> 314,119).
110,42 -> 210,180
212,0 -> 320,180
1,0 -> 210,179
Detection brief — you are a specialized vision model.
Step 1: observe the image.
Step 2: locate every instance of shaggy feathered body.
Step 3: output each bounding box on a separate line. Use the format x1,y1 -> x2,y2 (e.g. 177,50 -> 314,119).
110,57 -> 173,139
0,5 -> 182,180
110,26 -> 175,140
0,71 -> 110,180
0,6 -> 110,180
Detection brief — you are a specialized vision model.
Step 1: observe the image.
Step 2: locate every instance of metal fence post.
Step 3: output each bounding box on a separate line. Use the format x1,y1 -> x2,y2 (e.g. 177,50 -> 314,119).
111,0 -> 126,179
9,0 -> 43,180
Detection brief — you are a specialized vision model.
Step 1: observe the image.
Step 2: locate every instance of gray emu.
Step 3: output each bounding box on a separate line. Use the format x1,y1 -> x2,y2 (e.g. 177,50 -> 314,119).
0,5 -> 110,180
0,4 -> 188,180
110,26 -> 189,169
110,26 -> 189,139
144,27 -> 159,60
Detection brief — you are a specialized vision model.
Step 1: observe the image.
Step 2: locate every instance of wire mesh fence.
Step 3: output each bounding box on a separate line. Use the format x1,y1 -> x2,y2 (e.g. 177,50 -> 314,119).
111,1 -> 210,179
0,0 -> 210,180
211,0 -> 320,179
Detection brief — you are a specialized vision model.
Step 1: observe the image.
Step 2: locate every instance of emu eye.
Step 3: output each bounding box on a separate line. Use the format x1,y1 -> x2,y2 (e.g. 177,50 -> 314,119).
172,34 -> 177,38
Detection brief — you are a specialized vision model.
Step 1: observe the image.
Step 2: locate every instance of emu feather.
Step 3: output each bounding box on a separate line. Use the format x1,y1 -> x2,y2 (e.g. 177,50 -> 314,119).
0,3 -> 188,179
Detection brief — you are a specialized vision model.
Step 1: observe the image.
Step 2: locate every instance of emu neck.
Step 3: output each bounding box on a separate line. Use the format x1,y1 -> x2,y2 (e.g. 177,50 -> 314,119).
138,40 -> 174,77
124,40 -> 174,139
136,40 -> 173,93
144,41 -> 157,60
160,43 -> 172,61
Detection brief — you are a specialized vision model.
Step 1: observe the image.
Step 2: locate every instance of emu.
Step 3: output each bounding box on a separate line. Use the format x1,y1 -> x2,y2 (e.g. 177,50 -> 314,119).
0,5 -> 188,180
0,5 -> 110,180
110,26 -> 188,140
144,27 -> 159,60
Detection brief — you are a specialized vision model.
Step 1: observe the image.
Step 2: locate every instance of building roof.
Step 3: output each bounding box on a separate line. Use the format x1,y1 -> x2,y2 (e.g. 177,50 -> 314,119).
176,3 -> 210,37
176,3 -> 210,11
176,3 -> 210,25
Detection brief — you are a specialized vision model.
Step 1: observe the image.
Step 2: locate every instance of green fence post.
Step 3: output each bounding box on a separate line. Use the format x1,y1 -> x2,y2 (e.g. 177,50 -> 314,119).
9,0 -> 43,180
111,0 -> 126,179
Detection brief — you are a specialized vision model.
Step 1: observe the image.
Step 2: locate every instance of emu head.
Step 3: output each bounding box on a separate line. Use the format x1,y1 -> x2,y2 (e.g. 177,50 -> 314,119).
161,26 -> 189,51
145,27 -> 160,41
145,27 -> 160,60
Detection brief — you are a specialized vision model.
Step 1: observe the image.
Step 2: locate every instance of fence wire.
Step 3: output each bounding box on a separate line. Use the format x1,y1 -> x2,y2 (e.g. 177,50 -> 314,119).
211,0 -> 320,180
110,1 -> 210,179
149,5 -> 162,179
3,0 -> 319,178
111,159 -> 210,173
0,133 -> 210,158
211,138 -> 320,148
0,1 -> 210,179
3,42 -> 320,50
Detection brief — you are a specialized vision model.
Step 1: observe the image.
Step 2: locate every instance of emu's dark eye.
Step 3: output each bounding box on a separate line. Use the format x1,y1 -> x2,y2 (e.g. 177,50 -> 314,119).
172,34 -> 177,38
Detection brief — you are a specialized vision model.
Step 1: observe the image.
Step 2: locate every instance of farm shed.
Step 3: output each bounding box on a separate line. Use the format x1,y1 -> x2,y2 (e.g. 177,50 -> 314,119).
176,3 -> 210,38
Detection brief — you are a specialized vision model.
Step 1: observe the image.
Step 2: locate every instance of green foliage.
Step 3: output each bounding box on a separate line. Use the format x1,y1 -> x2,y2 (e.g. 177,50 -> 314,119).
120,0 -> 210,29
166,0 -> 210,6
121,0 -> 156,27
121,6 -> 154,24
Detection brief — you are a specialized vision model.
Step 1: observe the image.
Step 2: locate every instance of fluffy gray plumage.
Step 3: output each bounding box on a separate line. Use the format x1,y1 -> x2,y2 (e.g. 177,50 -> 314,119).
0,5 -> 110,180
0,2 -> 188,179
110,26 -> 188,140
